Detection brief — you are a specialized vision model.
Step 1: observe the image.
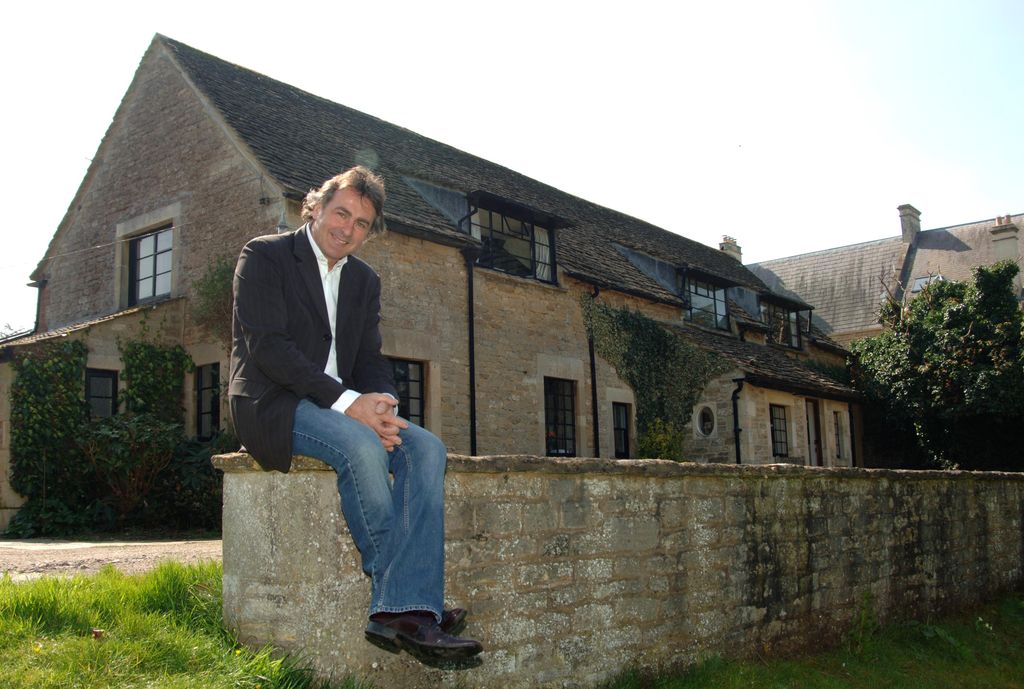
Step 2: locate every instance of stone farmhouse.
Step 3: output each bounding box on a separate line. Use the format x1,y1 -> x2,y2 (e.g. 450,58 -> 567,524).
0,35 -> 862,529
749,205 -> 1024,347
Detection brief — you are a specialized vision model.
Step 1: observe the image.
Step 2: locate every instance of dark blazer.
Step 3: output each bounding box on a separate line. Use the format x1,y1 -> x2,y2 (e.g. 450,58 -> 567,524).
228,225 -> 397,473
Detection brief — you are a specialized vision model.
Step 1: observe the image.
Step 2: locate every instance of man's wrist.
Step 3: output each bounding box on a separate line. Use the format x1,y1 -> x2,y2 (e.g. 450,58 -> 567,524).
332,389 -> 362,414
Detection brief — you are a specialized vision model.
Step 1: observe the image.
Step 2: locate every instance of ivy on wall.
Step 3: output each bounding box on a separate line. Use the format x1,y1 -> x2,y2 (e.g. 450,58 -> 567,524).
580,294 -> 728,460
120,336 -> 194,421
8,340 -> 92,534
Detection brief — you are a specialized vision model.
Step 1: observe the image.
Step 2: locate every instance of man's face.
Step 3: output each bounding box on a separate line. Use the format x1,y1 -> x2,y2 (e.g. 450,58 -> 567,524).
309,186 -> 376,268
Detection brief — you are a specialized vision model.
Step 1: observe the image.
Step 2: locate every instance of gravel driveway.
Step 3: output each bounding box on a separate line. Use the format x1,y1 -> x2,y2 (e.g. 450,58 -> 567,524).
0,539 -> 222,582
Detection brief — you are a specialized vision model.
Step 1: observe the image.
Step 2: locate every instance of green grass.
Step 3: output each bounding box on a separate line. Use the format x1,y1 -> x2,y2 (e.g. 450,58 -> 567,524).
0,562 -> 357,689
2,564 -> 1022,689
606,594 -> 1024,689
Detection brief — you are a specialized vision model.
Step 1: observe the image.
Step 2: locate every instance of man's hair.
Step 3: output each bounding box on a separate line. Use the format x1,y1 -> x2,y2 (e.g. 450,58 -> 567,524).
301,166 -> 387,235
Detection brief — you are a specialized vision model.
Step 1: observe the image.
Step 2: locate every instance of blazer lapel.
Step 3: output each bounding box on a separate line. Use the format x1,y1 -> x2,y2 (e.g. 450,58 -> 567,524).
292,226 -> 331,331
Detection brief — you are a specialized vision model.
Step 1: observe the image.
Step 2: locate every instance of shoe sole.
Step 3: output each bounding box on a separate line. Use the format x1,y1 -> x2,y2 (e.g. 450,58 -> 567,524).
364,620 -> 481,660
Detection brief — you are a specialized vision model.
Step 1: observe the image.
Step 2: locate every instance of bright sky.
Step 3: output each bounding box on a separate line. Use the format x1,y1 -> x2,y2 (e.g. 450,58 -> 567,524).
1,0 -> 1020,332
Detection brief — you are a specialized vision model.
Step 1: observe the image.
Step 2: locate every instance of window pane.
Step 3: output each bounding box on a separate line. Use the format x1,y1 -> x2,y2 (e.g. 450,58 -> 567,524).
89,377 -> 112,397
137,277 -> 153,300
137,257 -> 153,279
155,250 -> 172,274
157,228 -> 173,251
138,235 -> 155,257
154,273 -> 171,296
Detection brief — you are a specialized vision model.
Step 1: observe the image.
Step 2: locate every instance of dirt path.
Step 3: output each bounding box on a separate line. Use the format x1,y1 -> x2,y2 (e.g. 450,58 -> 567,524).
0,539 -> 222,582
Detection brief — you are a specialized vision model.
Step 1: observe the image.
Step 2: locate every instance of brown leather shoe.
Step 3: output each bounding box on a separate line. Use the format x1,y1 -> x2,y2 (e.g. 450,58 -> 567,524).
366,612 -> 482,659
441,607 -> 467,635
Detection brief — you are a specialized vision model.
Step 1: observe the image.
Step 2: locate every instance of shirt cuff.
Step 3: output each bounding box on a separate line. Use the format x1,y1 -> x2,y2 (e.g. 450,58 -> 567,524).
331,389 -> 362,415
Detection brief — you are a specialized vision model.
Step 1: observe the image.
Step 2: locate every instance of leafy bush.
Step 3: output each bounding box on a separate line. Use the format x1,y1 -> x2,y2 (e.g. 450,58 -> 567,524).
851,261 -> 1024,470
144,432 -> 235,531
78,413 -> 184,521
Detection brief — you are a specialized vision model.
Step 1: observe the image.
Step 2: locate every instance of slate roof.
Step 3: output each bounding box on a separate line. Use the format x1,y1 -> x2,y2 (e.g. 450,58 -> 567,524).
748,213 -> 1024,342
160,35 -> 768,305
911,216 -> 1024,287
146,36 -> 851,399
748,238 -> 909,338
670,322 -> 860,401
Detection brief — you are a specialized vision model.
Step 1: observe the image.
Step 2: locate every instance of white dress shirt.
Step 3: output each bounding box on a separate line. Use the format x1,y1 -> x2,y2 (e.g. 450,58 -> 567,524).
306,229 -> 396,415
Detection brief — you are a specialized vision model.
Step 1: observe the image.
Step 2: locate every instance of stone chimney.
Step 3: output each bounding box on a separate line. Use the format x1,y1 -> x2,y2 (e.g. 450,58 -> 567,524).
720,235 -> 742,262
991,214 -> 1020,262
898,204 -> 921,243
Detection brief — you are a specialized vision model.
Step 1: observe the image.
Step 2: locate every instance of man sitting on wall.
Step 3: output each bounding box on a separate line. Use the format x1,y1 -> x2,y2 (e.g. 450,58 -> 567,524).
228,165 -> 482,661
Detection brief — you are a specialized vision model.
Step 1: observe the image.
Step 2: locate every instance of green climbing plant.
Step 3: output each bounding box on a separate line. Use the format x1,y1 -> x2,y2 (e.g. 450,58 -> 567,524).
190,255 -> 236,347
120,336 -> 194,421
581,294 -> 729,460
7,340 -> 92,535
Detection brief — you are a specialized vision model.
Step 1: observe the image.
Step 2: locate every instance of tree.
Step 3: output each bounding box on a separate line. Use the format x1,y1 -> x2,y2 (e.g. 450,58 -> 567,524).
851,261 -> 1024,470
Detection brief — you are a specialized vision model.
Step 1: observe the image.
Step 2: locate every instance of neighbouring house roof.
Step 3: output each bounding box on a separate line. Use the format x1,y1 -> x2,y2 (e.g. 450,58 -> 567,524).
748,213 -> 1024,343
160,35 -> 768,305
747,237 -> 909,339
911,216 -> 1023,288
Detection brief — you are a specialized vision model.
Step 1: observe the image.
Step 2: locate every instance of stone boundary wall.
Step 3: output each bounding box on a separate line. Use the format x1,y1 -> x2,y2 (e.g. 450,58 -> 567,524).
212,453 -> 1024,689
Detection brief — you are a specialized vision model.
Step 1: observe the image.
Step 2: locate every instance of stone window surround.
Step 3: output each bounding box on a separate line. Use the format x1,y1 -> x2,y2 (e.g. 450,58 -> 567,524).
536,354 -> 586,457
114,202 -> 183,310
693,404 -> 717,438
381,327 -> 443,437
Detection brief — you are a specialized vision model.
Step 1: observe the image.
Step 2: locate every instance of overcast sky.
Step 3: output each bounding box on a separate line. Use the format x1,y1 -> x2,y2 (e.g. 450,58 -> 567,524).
1,0 -> 1020,332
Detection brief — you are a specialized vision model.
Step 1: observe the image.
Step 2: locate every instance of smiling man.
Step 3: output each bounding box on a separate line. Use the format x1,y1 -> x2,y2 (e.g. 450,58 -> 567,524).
228,166 -> 483,661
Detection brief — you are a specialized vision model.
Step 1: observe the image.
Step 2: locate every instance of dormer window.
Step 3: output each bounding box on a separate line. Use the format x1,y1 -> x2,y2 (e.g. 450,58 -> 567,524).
681,276 -> 729,330
469,207 -> 554,283
763,302 -> 801,348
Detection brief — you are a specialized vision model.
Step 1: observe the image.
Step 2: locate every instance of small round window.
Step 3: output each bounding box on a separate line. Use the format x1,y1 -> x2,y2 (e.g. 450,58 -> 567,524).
697,406 -> 716,436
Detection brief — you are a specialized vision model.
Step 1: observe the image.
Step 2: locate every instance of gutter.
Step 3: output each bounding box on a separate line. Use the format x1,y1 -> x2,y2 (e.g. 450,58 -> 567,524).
731,378 -> 745,464
588,286 -> 601,456
461,246 -> 480,455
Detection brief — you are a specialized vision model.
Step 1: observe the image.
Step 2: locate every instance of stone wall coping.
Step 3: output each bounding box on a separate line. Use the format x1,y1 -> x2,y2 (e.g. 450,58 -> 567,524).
211,452 -> 1024,483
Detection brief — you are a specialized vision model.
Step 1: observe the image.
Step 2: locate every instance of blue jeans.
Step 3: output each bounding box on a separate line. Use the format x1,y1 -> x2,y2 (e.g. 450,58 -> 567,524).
292,399 -> 447,621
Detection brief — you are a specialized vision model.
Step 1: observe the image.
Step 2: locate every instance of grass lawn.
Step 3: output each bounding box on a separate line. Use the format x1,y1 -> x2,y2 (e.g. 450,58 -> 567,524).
2,562 -> 1022,688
